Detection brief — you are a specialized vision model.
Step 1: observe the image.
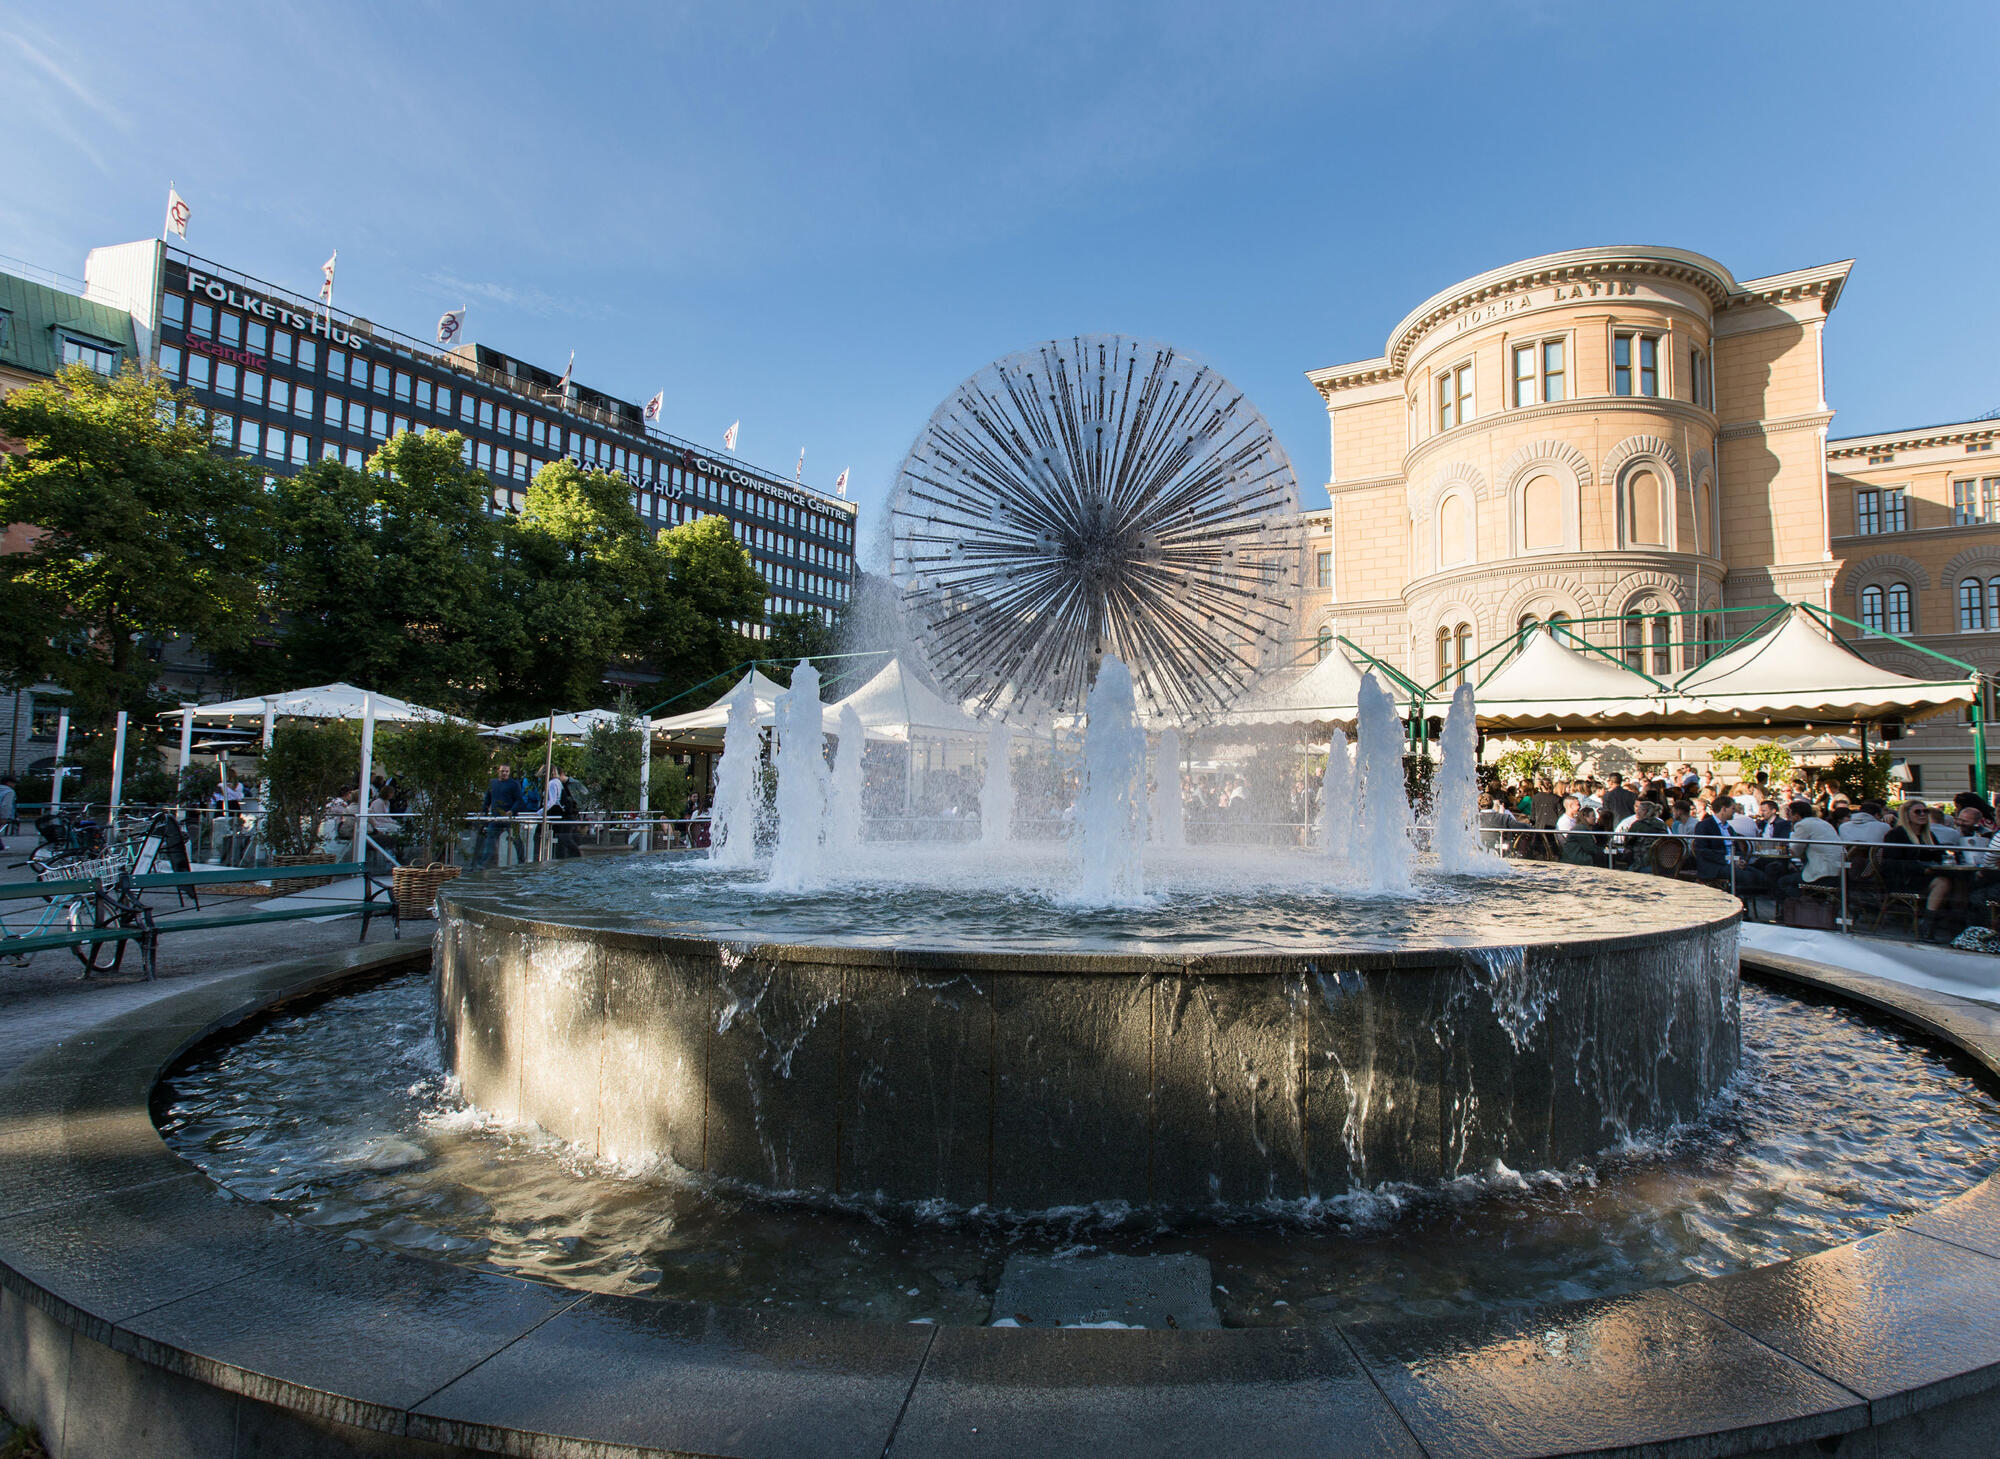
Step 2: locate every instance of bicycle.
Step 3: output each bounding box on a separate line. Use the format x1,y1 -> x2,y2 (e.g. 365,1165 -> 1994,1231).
0,860 -> 151,975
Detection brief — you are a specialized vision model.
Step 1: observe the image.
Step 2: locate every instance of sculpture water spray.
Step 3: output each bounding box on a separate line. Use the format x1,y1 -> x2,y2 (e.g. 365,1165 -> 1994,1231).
1353,672 -> 1414,893
980,724 -> 1013,846
1433,681 -> 1494,875
767,661 -> 830,890
1150,728 -> 1185,848
709,677 -> 763,867
826,704 -> 866,853
1071,656 -> 1147,903
1319,727 -> 1355,867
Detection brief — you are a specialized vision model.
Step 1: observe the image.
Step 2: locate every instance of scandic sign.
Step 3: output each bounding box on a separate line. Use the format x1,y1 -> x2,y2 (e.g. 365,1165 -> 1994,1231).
183,335 -> 267,372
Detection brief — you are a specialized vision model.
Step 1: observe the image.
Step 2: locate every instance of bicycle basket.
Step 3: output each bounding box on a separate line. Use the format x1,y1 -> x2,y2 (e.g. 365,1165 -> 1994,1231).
40,853 -> 124,885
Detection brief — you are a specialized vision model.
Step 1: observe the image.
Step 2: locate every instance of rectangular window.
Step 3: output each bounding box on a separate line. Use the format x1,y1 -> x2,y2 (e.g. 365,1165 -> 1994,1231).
1512,345 -> 1535,408
498,408 -> 512,437
1884,488 -> 1907,532
345,447 -> 363,469
158,344 -> 182,380
460,439 -> 472,465
211,413 -> 234,447
267,380 -> 289,414
1315,551 -> 1331,589
460,395 -> 475,423
328,349 -> 346,379
215,362 -> 238,397
394,371 -> 412,402
323,441 -> 341,463
271,330 -> 292,364
246,321 -> 267,355
1542,339 -> 1566,402
370,362 -> 388,393
292,386 -> 312,419
290,436 -> 309,466
239,370 -> 264,406
1857,490 -> 1881,535
1436,362 -> 1472,430
186,353 -> 210,388
352,358 -> 371,388
1688,346 -> 1710,407
324,393 -> 343,428
347,400 -> 366,432
218,312 -> 242,346
296,340 -> 316,371
436,386 -> 452,417
393,415 -> 409,436
162,293 -> 186,329
1614,332 -> 1661,397
1985,477 -> 2000,524
238,421 -> 258,456
416,380 -> 432,410
61,336 -> 119,374
531,419 -> 546,447
477,442 -> 492,471
478,400 -> 494,430
1955,479 -> 1982,526
370,408 -> 388,439
263,428 -> 285,460
496,448 -> 511,477
190,301 -> 214,338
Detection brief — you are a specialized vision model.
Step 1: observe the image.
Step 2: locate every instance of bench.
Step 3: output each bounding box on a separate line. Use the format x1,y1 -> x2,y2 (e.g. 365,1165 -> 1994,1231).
133,862 -> 399,943
0,875 -> 156,978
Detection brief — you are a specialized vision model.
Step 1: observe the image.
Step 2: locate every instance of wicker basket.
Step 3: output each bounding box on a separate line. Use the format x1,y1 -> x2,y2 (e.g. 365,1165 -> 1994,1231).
393,862 -> 460,919
271,851 -> 339,891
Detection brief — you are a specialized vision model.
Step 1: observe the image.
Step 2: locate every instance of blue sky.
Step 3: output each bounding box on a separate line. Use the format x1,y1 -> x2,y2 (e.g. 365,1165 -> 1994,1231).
4,2 -> 1996,555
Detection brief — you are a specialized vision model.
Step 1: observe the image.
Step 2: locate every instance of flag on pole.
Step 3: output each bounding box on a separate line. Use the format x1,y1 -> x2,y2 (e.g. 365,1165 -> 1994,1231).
795,448 -> 805,482
554,352 -> 574,398
723,420 -> 739,452
644,391 -> 664,425
834,467 -> 849,498
436,308 -> 466,346
319,252 -> 338,305
164,187 -> 189,240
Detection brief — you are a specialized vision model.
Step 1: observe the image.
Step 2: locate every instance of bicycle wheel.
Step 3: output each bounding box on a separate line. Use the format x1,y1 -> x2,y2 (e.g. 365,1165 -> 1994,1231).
66,903 -> 129,975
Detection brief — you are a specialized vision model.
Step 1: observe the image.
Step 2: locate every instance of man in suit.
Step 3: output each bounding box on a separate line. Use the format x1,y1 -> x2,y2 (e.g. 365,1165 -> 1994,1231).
1692,795 -> 1777,908
1599,773 -> 1638,830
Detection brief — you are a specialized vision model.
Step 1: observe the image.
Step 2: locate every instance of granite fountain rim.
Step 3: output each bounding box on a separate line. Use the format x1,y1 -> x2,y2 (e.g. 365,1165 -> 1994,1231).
436,859 -> 1748,975
0,935 -> 1998,1456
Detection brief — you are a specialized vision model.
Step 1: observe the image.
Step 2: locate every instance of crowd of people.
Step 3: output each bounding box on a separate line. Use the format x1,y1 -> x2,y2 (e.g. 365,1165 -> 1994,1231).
1477,764 -> 2000,939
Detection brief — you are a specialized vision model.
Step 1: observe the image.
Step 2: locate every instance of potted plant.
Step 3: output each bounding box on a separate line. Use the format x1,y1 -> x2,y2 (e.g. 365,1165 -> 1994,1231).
377,715 -> 489,917
259,719 -> 361,887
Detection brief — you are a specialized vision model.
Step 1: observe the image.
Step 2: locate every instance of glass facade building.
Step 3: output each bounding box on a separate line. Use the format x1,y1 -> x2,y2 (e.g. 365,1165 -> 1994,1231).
85,241 -> 857,636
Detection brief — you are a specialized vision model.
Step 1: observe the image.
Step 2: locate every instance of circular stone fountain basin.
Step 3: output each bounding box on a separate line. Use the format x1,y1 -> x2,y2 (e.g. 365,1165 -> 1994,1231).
436,857 -> 1742,1210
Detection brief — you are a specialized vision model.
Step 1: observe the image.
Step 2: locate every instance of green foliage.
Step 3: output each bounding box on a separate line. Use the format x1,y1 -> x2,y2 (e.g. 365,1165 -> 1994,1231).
1827,749 -> 1895,803
0,364 -> 271,727
176,763 -> 220,807
377,716 -> 491,863
1491,740 -> 1578,786
578,696 -> 646,812
761,612 -> 840,687
1403,751 -> 1436,812
638,515 -> 767,703
650,757 -> 692,819
1711,741 -> 1794,782
261,719 -> 361,856
120,765 -> 178,806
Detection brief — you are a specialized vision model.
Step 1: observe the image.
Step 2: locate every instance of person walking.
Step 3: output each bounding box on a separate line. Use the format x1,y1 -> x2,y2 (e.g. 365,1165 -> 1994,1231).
549,768 -> 583,860
472,762 -> 525,868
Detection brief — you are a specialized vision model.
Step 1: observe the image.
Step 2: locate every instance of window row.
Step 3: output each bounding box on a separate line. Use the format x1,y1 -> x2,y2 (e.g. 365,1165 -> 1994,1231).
1858,578 -> 2000,636
1954,476 -> 2000,526
1855,488 -> 1909,535
1427,330 -> 1711,435
1431,466 -> 1707,569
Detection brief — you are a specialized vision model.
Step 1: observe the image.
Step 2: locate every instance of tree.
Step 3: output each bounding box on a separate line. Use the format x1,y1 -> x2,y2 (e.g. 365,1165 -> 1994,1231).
0,364 -> 271,727
242,431 -> 519,711
260,719 -> 361,856
377,716 -> 491,863
637,515 -> 766,703
578,694 -> 646,813
762,610 -> 840,687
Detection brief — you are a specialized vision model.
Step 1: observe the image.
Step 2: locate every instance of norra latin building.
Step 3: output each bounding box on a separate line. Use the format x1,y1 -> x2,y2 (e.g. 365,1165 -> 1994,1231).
79,238 -> 858,640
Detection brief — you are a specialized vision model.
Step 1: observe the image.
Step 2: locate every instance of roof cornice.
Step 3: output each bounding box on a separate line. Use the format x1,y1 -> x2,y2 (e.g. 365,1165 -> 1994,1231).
1827,418 -> 2000,458
1726,259 -> 1854,315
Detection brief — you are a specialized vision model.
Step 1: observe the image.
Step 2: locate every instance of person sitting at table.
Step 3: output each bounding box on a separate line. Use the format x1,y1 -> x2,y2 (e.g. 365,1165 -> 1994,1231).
1776,800 -> 1845,906
1560,805 -> 1605,867
1882,800 -> 1953,939
1692,796 -> 1777,905
1621,800 -> 1673,873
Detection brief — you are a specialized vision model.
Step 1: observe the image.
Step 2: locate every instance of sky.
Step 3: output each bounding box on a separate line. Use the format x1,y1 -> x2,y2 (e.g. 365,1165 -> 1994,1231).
4,1 -> 1998,558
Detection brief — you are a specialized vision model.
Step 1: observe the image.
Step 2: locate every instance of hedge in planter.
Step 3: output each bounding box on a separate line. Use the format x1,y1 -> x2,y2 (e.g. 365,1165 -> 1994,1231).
377,716 -> 489,865
261,719 -> 361,857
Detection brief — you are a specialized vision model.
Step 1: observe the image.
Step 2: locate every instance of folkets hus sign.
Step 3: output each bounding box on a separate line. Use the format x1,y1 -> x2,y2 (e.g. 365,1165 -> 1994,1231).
175,263 -> 376,350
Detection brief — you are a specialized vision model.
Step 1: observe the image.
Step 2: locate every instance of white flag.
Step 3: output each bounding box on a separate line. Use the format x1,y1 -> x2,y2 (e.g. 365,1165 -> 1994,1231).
795,448 -> 805,482
834,467 -> 849,498
319,251 -> 337,305
644,391 -> 664,425
164,187 -> 189,240
723,420 -> 739,452
554,351 -> 574,396
436,308 -> 466,346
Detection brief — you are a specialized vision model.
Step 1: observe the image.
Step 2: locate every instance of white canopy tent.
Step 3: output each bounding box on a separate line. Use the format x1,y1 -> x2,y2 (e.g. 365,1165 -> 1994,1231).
1468,629 -> 1684,732
1215,643 -> 1379,727
167,683 -> 481,728
817,656 -> 989,741
489,709 -> 627,740
650,669 -> 790,736
1668,609 -> 1976,727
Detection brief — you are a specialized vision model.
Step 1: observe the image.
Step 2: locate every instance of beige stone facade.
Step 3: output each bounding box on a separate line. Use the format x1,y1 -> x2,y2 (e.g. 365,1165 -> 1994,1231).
1295,245 -> 1997,791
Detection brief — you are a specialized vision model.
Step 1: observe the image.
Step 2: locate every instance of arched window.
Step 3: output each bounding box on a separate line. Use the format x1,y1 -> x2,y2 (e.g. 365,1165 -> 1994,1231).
1886,583 -> 1913,636
1517,613 -> 1541,638
1962,578 -> 1987,632
1436,623 -> 1473,687
1622,613 -> 1644,669
1522,474 -> 1562,551
1437,491 -> 1470,567
1456,623 -> 1474,684
1314,626 -> 1333,662
1628,468 -> 1666,547
1695,479 -> 1713,555
1651,613 -> 1673,675
1861,585 -> 1884,634
1623,609 -> 1671,671
1989,577 -> 2000,629
1436,626 -> 1455,684
1548,610 -> 1573,641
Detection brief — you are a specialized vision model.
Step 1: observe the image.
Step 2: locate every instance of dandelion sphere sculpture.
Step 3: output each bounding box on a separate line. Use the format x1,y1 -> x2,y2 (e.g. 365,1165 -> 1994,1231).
889,335 -> 1304,726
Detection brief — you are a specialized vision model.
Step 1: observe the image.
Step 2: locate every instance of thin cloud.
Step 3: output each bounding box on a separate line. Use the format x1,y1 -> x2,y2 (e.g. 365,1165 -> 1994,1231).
422,270 -> 616,323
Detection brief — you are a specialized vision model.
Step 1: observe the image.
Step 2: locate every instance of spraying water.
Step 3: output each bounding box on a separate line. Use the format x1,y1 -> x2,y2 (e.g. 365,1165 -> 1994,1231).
826,704 -> 866,853
1353,673 -> 1413,894
1433,682 -> 1492,875
1150,728 -> 1185,848
709,676 -> 764,867
1070,656 -> 1148,903
768,661 -> 830,890
1319,727 -> 1355,867
979,725 -> 1013,846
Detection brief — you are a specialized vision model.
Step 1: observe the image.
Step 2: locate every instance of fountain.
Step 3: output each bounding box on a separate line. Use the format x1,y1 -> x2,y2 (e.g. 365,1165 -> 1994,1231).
708,675 -> 763,866
434,335 -> 1743,1211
